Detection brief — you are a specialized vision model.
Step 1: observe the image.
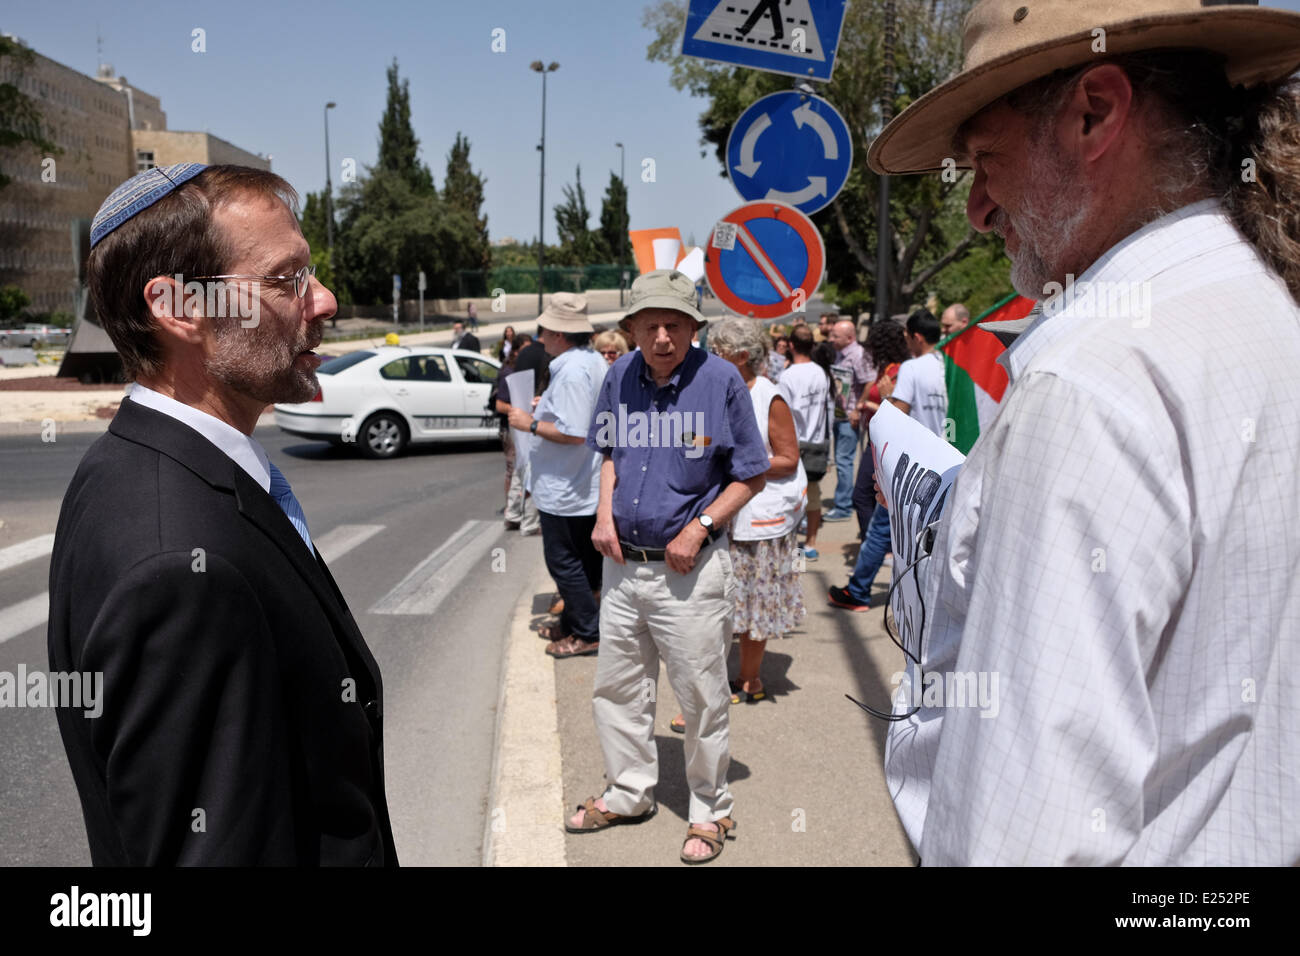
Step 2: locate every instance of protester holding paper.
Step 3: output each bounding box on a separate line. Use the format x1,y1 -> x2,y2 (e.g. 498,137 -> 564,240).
506,293 -> 608,659
867,0 -> 1300,865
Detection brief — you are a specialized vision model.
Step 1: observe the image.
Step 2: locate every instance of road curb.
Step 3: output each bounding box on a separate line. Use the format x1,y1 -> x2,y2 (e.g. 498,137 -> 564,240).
481,553 -> 567,867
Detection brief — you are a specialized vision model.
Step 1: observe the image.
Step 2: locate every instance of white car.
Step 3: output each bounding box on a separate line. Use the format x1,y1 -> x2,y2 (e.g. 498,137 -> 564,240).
274,346 -> 502,459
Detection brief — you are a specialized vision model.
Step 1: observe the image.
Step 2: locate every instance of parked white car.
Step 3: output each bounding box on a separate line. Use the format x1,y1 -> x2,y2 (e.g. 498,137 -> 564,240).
274,346 -> 502,459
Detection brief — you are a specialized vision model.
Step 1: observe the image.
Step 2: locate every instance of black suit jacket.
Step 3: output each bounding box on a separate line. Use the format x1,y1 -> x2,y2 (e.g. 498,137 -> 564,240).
47,399 -> 398,866
455,332 -> 481,354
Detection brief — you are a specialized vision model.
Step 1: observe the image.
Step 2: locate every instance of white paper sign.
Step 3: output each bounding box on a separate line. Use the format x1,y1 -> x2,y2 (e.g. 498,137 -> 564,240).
867,400 -> 965,668
506,369 -> 535,473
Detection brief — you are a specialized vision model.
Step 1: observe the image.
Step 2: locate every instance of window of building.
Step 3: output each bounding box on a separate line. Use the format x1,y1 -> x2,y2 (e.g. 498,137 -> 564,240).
136,149 -> 155,172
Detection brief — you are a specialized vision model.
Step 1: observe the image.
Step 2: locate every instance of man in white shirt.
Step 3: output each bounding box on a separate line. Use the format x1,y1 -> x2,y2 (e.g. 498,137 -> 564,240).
505,293 -> 608,659
889,309 -> 948,439
866,0 -> 1300,864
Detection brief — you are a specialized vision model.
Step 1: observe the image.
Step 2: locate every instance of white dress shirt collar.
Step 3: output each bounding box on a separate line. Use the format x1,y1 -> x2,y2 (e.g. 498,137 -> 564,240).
128,383 -> 272,492
997,198 -> 1223,384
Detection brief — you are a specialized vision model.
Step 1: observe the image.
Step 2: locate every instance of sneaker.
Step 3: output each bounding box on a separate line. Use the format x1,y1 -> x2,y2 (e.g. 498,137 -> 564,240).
802,547 -> 819,560
823,509 -> 852,522
828,585 -> 871,611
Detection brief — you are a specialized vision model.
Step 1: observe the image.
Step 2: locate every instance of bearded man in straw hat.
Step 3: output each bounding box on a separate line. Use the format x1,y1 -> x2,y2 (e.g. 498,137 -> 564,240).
564,270 -> 769,864
505,292 -> 609,659
869,0 -> 1300,865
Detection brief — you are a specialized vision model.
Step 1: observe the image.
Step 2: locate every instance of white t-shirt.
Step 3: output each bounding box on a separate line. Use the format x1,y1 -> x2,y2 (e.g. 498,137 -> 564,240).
778,361 -> 830,444
892,351 -> 948,438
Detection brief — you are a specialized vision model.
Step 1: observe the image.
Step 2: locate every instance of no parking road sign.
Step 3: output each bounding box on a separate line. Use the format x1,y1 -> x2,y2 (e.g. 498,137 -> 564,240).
727,91 -> 852,215
706,201 -> 825,321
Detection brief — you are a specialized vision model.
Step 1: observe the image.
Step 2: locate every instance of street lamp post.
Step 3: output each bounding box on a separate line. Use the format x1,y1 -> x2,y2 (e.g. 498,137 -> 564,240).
323,102 -> 336,251
615,141 -> 626,305
531,61 -> 559,314
324,101 -> 336,325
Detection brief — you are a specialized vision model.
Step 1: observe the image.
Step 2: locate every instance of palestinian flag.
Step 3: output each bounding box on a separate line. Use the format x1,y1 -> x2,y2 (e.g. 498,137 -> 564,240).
939,294 -> 1036,454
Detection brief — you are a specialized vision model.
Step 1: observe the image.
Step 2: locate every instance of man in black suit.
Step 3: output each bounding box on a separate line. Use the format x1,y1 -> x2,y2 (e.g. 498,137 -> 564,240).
451,320 -> 481,354
48,163 -> 398,866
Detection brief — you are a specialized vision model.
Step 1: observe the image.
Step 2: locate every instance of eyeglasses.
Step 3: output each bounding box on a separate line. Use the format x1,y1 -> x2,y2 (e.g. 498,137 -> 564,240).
600,349 -> 621,358
190,264 -> 317,298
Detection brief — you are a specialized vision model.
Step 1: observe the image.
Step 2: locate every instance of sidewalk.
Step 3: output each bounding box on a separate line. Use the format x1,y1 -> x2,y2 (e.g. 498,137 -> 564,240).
489,496 -> 918,867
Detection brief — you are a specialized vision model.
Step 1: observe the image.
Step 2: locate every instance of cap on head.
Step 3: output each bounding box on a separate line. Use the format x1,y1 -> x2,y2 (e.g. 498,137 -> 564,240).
621,269 -> 706,331
90,163 -> 208,249
537,291 -> 593,334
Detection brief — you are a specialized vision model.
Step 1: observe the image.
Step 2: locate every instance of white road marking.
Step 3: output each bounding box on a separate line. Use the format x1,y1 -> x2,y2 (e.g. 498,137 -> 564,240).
0,592 -> 49,646
0,534 -> 55,574
369,520 -> 502,615
314,524 -> 384,564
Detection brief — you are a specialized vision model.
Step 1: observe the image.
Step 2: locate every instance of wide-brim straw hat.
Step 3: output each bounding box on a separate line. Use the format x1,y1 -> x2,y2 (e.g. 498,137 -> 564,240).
536,291 -> 594,334
867,0 -> 1300,176
621,269 -> 707,331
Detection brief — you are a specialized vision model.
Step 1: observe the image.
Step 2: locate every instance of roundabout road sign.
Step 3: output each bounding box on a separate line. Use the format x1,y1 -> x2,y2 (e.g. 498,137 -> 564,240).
705,201 -> 825,321
726,90 -> 852,216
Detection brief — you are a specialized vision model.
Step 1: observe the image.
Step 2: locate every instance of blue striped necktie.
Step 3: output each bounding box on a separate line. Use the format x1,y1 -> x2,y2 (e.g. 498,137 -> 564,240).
268,462 -> 314,554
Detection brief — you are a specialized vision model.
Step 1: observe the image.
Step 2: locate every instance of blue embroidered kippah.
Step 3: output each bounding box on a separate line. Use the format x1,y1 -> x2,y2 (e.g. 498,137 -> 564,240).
90,163 -> 208,248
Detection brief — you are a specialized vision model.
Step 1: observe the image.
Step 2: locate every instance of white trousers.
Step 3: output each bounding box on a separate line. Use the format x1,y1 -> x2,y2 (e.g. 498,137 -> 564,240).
592,539 -> 736,823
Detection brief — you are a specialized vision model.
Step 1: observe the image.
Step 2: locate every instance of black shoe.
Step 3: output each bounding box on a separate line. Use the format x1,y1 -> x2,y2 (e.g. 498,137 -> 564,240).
828,585 -> 871,611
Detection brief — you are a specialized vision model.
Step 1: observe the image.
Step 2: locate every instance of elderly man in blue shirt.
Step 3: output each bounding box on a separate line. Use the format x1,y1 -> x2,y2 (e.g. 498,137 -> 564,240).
565,269 -> 769,864
506,292 -> 609,658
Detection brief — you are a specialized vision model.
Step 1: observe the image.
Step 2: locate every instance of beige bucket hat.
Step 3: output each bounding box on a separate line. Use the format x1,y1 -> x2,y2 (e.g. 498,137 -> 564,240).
621,269 -> 707,330
536,291 -> 593,334
867,0 -> 1300,176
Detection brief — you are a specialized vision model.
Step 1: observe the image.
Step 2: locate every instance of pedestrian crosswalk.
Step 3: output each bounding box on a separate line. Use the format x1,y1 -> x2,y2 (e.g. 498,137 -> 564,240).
0,519 -> 505,647
369,520 -> 502,615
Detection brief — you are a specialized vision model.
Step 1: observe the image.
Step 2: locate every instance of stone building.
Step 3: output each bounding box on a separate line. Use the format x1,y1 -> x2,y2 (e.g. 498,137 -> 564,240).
0,38 -> 269,318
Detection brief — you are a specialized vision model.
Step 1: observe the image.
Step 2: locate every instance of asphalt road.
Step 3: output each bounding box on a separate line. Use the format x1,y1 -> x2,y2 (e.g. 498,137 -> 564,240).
0,422 -> 538,866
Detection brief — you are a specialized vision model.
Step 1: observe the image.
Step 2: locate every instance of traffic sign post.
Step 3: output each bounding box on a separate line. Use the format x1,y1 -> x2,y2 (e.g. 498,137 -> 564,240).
392,273 -> 401,329
726,90 -> 852,215
681,0 -> 849,82
418,269 -> 426,332
705,201 -> 825,320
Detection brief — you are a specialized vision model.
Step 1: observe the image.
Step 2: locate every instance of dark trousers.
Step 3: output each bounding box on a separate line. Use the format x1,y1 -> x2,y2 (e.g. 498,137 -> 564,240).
539,510 -> 602,642
852,440 -> 878,538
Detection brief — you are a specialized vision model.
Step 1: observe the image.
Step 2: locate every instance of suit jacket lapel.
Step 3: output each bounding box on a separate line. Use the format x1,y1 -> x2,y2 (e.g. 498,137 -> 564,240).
110,400 -> 381,691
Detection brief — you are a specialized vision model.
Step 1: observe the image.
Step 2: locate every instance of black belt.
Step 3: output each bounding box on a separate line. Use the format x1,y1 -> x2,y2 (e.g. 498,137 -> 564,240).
619,528 -> 724,563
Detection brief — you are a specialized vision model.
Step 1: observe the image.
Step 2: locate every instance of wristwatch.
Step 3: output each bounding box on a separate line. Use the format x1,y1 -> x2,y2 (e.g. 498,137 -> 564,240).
697,513 -> 715,533
530,420 -> 539,435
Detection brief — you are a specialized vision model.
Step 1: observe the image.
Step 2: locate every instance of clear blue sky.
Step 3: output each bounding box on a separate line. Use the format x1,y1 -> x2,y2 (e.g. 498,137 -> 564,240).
9,0 -> 1300,251
6,0 -> 746,249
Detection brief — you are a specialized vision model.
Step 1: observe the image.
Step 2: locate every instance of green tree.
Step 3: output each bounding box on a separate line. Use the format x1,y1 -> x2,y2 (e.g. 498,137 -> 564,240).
599,171 -> 630,268
643,0 -> 1010,316
335,169 -> 477,304
377,58 -> 435,196
0,284 -> 31,322
297,191 -> 338,295
0,36 -> 61,192
442,132 -> 491,272
553,165 -> 606,265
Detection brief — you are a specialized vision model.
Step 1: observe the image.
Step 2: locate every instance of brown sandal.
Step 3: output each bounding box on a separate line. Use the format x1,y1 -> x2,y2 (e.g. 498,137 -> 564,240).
680,816 -> 736,864
537,621 -> 568,641
564,796 -> 656,833
546,636 -> 599,658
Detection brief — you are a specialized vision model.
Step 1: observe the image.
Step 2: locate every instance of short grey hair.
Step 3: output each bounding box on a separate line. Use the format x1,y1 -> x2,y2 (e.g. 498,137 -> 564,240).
708,316 -> 768,376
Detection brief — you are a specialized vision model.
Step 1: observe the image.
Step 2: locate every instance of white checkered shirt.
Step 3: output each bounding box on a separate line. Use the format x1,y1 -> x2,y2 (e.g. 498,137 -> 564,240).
886,200 -> 1300,865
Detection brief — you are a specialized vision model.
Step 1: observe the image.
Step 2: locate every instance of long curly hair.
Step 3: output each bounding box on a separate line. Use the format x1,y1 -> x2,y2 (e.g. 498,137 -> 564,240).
866,318 -> 910,373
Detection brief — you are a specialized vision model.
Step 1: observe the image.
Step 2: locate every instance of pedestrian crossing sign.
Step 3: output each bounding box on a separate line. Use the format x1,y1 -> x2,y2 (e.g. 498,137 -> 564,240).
681,0 -> 849,81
